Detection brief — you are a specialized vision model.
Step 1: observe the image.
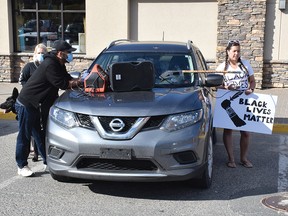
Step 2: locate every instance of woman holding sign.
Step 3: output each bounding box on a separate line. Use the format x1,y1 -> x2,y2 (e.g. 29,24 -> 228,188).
216,40 -> 256,168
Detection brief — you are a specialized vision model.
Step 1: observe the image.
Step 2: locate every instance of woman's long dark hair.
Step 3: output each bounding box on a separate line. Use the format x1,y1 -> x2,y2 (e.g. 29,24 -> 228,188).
224,41 -> 249,75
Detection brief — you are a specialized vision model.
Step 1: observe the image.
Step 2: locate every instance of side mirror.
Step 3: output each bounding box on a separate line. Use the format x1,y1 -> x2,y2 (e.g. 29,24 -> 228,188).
69,71 -> 81,79
203,74 -> 223,87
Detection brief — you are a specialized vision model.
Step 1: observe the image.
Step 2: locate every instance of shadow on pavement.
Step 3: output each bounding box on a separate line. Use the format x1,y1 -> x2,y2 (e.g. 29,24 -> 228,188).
65,130 -> 284,201
0,120 -> 18,136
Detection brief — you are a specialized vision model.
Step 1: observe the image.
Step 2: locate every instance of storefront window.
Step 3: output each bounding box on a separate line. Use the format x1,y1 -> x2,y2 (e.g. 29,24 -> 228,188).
39,0 -> 61,10
13,0 -> 85,53
63,0 -> 85,10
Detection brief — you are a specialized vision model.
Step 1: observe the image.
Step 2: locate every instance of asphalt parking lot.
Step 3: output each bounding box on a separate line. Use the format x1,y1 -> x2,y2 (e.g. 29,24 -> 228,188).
1,118 -> 288,215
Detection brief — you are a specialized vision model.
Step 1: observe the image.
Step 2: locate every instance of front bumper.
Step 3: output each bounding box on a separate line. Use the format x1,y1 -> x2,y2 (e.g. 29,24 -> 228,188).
46,117 -> 209,182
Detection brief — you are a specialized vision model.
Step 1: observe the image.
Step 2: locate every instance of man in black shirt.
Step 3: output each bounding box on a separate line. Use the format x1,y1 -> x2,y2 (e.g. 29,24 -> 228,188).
15,40 -> 80,177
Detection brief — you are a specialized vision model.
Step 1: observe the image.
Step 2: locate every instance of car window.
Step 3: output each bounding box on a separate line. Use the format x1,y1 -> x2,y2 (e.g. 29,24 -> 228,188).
93,52 -> 196,88
194,50 -> 209,85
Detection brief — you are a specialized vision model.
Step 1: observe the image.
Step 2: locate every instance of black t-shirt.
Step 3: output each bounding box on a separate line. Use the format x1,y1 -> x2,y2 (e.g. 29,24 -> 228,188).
18,61 -> 38,85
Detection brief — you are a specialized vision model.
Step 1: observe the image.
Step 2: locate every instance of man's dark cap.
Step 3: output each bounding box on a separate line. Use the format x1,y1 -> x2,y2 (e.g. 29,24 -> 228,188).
51,40 -> 76,52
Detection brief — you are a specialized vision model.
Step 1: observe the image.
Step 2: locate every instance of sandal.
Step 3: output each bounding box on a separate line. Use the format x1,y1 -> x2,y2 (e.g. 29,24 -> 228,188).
226,161 -> 236,168
240,160 -> 253,168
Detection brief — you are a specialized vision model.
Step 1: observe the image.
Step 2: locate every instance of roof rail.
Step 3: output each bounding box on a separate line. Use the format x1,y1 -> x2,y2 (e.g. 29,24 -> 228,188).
187,40 -> 193,50
106,39 -> 131,49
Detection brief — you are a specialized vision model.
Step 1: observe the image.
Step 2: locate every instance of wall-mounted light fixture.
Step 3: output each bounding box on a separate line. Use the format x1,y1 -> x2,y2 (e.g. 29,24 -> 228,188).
279,0 -> 286,10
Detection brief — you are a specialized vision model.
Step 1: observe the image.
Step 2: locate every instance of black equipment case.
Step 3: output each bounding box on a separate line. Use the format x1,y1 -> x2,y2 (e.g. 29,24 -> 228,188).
109,61 -> 155,92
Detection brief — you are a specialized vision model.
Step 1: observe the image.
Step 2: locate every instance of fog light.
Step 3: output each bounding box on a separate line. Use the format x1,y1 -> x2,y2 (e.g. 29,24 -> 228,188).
173,151 -> 197,164
48,146 -> 64,159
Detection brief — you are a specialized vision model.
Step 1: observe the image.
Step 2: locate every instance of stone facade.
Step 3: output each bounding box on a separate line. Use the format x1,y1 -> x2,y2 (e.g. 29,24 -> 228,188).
0,55 -> 93,83
263,60 -> 288,88
65,56 -> 93,74
214,0 -> 288,89
216,0 -> 266,89
0,55 -> 19,82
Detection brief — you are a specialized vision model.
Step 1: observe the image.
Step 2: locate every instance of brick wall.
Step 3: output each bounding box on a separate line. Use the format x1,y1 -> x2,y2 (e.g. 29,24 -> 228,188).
0,55 -> 93,83
216,0 -> 266,89
65,56 -> 93,73
263,61 -> 288,88
0,55 -> 14,82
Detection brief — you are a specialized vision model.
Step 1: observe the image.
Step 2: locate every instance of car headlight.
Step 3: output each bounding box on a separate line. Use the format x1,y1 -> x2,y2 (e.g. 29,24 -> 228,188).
49,106 -> 78,128
160,109 -> 203,132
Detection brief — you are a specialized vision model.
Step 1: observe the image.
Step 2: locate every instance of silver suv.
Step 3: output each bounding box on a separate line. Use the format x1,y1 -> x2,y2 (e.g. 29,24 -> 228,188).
46,40 -> 222,188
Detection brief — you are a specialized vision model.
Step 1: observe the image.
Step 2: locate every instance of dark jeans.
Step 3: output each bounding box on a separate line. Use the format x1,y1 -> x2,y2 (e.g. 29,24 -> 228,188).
15,100 -> 47,168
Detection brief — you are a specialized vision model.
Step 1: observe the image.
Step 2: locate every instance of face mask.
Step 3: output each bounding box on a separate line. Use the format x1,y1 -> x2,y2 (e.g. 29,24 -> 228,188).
66,53 -> 73,63
36,53 -> 44,63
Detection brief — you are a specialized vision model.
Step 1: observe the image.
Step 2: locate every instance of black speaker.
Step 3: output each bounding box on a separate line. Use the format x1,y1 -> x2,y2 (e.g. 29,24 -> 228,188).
109,61 -> 155,92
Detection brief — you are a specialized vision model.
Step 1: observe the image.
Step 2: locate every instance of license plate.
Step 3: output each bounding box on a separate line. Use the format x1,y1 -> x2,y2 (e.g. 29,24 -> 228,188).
100,148 -> 132,160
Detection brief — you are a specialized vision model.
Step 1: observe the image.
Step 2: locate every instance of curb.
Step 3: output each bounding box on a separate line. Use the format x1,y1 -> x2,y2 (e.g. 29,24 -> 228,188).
273,124 -> 288,134
0,112 -> 16,120
214,124 -> 288,134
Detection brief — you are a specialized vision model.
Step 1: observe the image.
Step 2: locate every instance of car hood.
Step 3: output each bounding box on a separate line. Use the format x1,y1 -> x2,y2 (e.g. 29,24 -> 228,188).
54,88 -> 204,116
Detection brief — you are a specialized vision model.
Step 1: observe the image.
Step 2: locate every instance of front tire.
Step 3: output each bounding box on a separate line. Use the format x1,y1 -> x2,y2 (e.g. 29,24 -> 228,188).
200,135 -> 213,189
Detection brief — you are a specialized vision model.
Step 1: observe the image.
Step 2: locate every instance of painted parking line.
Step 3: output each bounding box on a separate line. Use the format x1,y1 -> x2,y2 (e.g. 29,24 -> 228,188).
214,124 -> 288,134
0,176 -> 21,190
0,163 -> 47,190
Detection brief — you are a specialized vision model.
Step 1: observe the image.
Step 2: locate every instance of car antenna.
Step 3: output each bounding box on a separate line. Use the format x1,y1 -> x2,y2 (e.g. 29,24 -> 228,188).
162,31 -> 165,41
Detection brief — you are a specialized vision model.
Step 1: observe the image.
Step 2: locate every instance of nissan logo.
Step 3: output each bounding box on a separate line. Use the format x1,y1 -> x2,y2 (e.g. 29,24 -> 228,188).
109,118 -> 125,132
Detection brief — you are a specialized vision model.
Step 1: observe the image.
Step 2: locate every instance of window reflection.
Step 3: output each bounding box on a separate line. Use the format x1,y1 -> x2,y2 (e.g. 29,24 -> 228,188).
13,0 -> 85,53
39,0 -> 60,10
64,0 -> 85,10
18,0 -> 36,9
63,14 -> 85,52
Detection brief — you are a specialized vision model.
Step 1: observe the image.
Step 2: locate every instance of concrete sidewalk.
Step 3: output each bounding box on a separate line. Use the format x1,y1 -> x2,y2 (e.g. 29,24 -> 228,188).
0,83 -> 288,133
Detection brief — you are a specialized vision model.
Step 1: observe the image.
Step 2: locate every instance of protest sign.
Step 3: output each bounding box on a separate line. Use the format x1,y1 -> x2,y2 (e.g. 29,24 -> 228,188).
213,89 -> 278,134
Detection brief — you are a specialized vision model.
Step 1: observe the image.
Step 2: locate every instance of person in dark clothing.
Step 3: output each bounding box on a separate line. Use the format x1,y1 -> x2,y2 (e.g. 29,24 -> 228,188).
15,40 -> 81,177
19,43 -> 47,85
18,43 -> 47,162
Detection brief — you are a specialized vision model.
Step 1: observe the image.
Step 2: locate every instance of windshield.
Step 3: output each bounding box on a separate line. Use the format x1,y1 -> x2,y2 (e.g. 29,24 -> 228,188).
89,52 -> 196,87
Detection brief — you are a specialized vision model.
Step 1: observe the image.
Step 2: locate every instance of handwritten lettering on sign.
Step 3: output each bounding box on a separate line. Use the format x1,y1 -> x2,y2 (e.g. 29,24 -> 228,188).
213,89 -> 278,134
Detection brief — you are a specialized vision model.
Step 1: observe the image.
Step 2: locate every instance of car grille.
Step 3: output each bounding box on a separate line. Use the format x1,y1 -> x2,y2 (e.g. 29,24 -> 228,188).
76,158 -> 158,171
142,115 -> 166,130
77,113 -> 95,128
76,114 -> 166,131
98,117 -> 136,133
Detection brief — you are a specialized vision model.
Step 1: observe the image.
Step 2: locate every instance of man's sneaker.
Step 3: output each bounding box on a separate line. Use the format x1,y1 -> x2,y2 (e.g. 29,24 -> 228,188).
17,166 -> 34,177
43,164 -> 49,172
